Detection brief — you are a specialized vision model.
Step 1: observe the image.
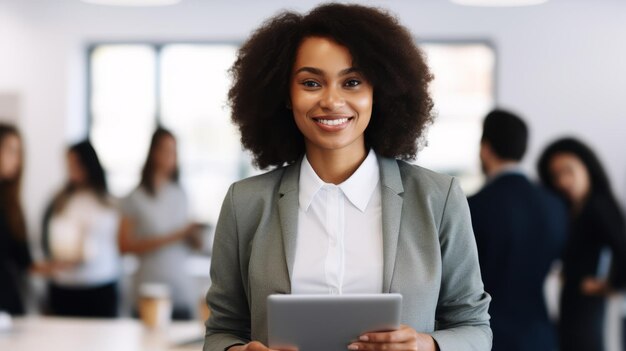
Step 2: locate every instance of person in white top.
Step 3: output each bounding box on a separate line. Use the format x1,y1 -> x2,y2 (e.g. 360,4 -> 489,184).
119,128 -> 203,320
44,140 -> 121,318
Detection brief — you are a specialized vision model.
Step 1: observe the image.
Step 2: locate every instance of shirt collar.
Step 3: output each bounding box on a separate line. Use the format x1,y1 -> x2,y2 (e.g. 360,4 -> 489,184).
299,156 -> 326,212
298,149 -> 380,213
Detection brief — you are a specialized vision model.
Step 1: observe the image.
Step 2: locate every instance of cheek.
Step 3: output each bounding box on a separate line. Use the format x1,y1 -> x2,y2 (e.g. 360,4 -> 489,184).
291,92 -> 316,118
352,93 -> 373,122
552,174 -> 570,193
574,172 -> 591,196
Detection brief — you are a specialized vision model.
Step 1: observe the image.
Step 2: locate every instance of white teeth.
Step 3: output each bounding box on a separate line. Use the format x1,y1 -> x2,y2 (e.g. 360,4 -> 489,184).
317,118 -> 349,126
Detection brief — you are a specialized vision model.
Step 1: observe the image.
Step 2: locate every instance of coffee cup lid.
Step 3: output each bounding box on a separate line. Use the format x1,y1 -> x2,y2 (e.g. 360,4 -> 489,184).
139,283 -> 171,298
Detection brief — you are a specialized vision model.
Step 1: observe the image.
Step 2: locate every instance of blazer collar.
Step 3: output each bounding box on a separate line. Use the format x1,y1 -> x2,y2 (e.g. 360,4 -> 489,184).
277,154 -> 404,293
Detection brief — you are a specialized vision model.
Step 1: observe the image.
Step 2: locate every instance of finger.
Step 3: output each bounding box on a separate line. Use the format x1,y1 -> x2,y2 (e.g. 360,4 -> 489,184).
246,341 -> 271,351
348,341 -> 417,351
359,326 -> 415,344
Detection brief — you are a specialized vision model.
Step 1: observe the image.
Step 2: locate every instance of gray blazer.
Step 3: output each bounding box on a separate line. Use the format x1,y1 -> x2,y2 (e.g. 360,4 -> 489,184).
204,156 -> 492,351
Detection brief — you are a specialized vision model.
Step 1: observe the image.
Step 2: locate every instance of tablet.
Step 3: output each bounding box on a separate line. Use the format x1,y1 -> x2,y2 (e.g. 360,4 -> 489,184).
267,294 -> 402,351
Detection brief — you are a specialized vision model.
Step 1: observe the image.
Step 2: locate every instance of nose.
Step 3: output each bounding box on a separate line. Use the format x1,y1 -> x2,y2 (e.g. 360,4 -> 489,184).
319,85 -> 345,111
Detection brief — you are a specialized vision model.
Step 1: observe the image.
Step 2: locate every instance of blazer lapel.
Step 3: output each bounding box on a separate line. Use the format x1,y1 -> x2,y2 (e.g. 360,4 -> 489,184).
277,159 -> 302,291
378,157 -> 404,293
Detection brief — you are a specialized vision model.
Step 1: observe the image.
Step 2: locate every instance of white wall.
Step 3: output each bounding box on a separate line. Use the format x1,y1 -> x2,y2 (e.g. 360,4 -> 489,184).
1,0 -> 626,242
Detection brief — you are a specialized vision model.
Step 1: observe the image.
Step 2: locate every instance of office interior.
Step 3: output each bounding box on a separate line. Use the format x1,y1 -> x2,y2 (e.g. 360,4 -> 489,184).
1,0 -> 625,350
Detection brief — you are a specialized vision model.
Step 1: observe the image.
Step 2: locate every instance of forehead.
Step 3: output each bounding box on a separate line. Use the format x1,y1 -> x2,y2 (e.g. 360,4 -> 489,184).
1,134 -> 20,148
293,36 -> 353,71
550,152 -> 584,169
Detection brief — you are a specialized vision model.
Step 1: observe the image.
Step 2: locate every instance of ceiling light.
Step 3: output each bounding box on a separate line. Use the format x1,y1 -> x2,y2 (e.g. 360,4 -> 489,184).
81,0 -> 182,7
451,0 -> 548,7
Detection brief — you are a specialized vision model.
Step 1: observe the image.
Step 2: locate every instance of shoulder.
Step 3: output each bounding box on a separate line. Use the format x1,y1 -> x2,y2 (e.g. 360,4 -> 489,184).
122,186 -> 147,212
584,193 -> 625,226
125,186 -> 144,201
386,159 -> 462,217
228,166 -> 289,205
394,159 -> 454,193
534,184 -> 567,210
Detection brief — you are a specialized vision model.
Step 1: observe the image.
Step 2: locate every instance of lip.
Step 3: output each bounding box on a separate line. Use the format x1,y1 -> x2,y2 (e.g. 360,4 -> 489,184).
310,115 -> 354,132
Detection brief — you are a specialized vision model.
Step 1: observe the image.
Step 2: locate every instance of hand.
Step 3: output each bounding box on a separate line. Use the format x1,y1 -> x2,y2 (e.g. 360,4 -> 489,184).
581,277 -> 610,296
229,341 -> 297,351
183,223 -> 205,249
175,223 -> 200,240
348,325 -> 438,351
30,260 -> 78,276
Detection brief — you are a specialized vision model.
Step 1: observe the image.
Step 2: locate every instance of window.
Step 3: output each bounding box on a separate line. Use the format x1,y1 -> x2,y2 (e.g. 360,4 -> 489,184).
89,43 -> 241,224
89,41 -> 495,224
417,42 -> 496,194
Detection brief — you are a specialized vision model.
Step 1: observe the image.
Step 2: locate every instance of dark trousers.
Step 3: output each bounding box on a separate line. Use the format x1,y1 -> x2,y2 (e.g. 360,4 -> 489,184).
559,287 -> 605,351
48,281 -> 118,318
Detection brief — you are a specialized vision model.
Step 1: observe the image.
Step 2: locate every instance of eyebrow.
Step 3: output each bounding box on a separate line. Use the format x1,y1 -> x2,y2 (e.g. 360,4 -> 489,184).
294,66 -> 360,76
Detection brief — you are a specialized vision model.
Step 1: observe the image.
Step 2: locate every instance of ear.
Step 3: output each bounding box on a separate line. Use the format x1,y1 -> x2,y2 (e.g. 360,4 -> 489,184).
479,141 -> 492,162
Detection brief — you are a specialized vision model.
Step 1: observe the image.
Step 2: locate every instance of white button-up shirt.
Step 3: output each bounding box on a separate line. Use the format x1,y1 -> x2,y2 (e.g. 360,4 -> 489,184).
291,149 -> 384,295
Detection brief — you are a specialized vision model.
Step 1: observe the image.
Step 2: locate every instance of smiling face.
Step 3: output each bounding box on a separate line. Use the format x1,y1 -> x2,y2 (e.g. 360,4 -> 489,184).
289,36 -> 374,157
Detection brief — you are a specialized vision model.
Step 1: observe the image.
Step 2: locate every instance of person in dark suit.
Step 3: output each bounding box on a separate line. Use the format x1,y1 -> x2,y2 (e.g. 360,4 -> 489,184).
538,137 -> 626,351
468,110 -> 568,351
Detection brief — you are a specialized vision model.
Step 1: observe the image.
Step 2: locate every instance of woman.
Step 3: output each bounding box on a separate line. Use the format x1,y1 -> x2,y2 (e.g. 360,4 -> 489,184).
45,140 -> 121,317
538,137 -> 626,351
0,124 -> 32,315
119,127 -> 201,320
204,4 -> 491,351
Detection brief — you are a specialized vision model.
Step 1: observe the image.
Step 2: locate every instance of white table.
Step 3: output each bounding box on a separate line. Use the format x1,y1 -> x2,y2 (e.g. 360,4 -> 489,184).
0,316 -> 205,351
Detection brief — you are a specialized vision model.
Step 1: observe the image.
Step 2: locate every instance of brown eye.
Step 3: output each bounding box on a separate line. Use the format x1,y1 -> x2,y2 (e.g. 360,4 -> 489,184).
302,80 -> 321,88
344,79 -> 361,87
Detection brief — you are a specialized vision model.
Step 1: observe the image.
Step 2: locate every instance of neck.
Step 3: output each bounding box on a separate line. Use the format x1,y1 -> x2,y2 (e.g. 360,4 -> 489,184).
486,160 -> 519,178
571,192 -> 591,215
305,143 -> 368,185
153,172 -> 170,190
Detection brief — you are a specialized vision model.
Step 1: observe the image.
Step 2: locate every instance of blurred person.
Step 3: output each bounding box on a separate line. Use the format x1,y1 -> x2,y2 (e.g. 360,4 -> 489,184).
538,137 -> 626,351
204,4 -> 491,351
119,127 -> 202,320
0,123 -> 32,315
44,140 -> 121,318
468,110 -> 567,351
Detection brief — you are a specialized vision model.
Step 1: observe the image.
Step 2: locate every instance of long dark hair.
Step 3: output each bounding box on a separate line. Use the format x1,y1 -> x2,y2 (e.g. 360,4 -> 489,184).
538,137 -> 613,202
140,127 -> 179,195
0,123 -> 26,240
52,140 -> 109,213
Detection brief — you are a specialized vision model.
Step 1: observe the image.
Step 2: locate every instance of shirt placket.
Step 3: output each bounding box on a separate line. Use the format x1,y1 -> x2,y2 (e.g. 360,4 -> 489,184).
324,185 -> 344,295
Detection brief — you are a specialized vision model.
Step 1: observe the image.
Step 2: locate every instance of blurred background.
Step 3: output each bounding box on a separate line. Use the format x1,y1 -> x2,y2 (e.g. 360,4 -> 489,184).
1,0 -> 625,350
